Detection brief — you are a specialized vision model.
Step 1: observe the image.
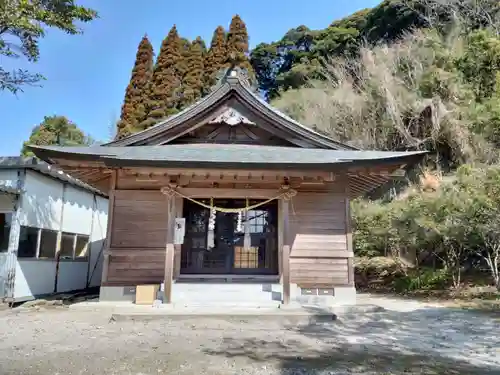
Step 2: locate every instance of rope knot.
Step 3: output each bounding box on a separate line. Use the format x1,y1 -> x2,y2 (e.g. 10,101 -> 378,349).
160,185 -> 177,197
281,187 -> 297,201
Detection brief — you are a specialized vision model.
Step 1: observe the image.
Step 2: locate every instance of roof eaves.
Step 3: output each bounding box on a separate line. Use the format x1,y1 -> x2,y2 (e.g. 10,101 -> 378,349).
94,149 -> 426,171
2,153 -> 107,197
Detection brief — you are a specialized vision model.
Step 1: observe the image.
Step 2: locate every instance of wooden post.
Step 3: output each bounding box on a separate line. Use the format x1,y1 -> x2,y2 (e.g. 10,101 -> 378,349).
345,194 -> 355,286
101,170 -> 117,284
164,193 -> 176,303
173,197 -> 183,279
281,197 -> 291,305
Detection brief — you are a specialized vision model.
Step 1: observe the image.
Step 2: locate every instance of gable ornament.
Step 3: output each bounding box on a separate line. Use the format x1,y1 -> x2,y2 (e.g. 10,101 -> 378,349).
208,107 -> 255,126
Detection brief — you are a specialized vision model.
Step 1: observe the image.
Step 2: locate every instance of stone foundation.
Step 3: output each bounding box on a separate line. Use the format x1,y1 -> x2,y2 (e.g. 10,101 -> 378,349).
100,286 -> 137,302
294,286 -> 357,306
100,284 -> 357,307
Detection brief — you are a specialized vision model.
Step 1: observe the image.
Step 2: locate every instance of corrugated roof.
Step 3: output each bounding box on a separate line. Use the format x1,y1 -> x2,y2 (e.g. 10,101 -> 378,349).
0,156 -> 107,197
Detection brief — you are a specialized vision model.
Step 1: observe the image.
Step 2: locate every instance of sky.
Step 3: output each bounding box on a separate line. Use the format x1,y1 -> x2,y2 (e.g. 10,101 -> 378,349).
1,0 -> 381,155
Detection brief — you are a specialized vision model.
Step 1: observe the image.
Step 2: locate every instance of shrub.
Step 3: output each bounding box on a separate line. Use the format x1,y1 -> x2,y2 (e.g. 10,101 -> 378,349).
352,164 -> 500,290
393,268 -> 451,293
354,256 -> 407,289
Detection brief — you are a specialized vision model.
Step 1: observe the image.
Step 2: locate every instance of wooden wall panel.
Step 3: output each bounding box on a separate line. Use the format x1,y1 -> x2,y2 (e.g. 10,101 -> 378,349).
107,190 -> 168,285
111,190 -> 168,248
289,192 -> 350,286
106,191 -> 183,286
106,248 -> 165,285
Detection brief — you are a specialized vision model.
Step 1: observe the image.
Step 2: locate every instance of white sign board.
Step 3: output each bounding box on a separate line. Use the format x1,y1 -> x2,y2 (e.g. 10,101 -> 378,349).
174,217 -> 186,245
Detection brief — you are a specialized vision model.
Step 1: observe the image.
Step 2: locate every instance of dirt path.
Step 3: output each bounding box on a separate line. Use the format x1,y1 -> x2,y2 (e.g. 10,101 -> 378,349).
0,300 -> 499,375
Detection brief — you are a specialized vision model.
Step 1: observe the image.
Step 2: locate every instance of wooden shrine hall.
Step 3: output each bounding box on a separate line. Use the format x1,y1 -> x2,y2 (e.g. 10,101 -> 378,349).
30,70 -> 425,305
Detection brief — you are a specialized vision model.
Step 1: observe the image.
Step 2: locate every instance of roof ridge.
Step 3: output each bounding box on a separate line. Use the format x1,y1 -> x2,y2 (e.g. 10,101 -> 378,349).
104,71 -> 357,150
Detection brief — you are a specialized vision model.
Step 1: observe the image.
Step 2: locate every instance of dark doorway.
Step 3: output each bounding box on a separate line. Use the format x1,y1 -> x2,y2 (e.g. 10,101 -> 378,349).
180,198 -> 278,275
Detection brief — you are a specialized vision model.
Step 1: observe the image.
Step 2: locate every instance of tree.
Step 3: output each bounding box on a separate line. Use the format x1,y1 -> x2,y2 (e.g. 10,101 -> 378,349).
226,15 -> 255,80
21,116 -> 93,156
116,35 -> 154,139
454,165 -> 500,290
177,37 -> 191,80
0,0 -> 97,94
181,37 -> 205,107
204,26 -> 227,92
141,25 -> 182,129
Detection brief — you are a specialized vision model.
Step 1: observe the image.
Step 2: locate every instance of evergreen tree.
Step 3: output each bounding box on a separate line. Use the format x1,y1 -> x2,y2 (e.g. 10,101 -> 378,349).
204,26 -> 227,92
226,15 -> 255,79
181,37 -> 206,107
21,116 -> 93,156
141,25 -> 182,129
177,37 -> 191,79
116,35 -> 154,139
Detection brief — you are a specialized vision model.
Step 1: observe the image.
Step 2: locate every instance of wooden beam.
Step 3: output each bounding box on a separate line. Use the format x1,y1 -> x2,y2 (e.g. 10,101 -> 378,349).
122,167 -> 335,180
127,173 -> 285,186
177,187 -> 280,199
281,197 -> 291,305
101,169 -> 117,284
164,193 -> 176,304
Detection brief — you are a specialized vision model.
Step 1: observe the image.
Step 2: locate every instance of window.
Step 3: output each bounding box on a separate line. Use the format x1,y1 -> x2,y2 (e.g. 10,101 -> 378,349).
0,213 -> 12,252
18,226 -> 39,258
16,226 -> 90,260
248,210 -> 267,234
60,233 -> 75,259
75,235 -> 89,258
39,229 -> 57,258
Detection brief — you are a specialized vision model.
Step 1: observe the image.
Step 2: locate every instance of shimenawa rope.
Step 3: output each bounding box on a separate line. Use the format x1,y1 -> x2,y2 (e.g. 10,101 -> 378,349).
160,185 -> 297,213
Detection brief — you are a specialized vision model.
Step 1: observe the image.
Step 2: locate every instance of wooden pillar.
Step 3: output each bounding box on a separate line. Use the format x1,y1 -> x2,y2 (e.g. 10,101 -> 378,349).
281,197 -> 291,305
173,197 -> 183,279
345,194 -> 355,286
163,192 -> 176,303
101,170 -> 117,284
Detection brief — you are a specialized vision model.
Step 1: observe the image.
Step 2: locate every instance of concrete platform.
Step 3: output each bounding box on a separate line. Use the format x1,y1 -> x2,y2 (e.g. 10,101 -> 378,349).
68,300 -> 385,324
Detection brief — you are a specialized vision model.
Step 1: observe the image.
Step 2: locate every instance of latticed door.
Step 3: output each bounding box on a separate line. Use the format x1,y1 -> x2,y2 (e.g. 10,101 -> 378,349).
180,198 -> 278,275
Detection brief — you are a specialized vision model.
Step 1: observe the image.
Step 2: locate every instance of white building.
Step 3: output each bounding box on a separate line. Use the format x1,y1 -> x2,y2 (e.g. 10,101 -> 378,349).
0,157 -> 108,303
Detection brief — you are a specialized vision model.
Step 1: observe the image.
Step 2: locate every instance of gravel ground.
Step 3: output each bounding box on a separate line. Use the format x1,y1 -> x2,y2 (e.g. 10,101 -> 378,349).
0,296 -> 499,375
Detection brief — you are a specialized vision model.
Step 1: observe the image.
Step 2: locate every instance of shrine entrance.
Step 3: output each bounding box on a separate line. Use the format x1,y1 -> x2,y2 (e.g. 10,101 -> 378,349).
180,198 -> 279,275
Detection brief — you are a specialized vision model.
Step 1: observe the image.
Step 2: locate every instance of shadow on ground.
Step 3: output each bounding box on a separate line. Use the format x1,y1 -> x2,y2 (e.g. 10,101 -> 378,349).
204,306 -> 500,374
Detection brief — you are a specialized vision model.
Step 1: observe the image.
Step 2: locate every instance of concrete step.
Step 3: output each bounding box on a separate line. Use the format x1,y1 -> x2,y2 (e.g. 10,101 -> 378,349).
171,301 -> 283,308
172,283 -> 290,303
173,283 -> 301,293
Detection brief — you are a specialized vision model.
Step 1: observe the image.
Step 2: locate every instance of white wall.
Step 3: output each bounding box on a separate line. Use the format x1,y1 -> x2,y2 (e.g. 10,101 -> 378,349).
87,195 -> 108,287
62,185 -> 93,234
0,169 -> 20,188
12,169 -> 109,301
19,170 -> 63,229
14,260 -> 57,301
57,261 -> 88,293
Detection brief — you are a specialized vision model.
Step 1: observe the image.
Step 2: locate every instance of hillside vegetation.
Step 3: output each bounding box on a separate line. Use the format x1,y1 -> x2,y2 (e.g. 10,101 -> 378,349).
267,0 -> 500,299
